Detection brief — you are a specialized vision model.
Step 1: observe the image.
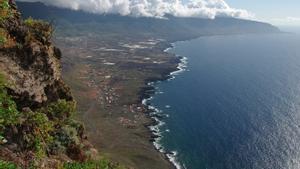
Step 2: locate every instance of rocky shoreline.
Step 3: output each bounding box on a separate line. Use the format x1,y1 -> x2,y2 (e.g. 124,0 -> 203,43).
57,36 -> 184,169
139,42 -> 186,169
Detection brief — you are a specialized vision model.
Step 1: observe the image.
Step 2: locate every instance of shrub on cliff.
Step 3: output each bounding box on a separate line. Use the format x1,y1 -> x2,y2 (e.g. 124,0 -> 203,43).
43,99 -> 76,122
0,160 -> 19,169
0,28 -> 6,45
0,0 -> 16,48
0,2 -> 123,168
0,74 -> 53,159
0,72 -> 93,167
0,5 -> 94,164
24,17 -> 53,45
0,28 -> 7,46
0,73 -> 21,143
0,0 -> 11,23
0,27 -> 15,48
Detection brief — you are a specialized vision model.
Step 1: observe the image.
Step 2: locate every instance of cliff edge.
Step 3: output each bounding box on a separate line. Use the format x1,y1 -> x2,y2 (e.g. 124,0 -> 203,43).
0,1 -> 107,168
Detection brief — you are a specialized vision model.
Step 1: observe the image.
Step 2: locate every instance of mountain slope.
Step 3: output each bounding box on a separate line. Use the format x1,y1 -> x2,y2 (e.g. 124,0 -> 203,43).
0,1 -> 125,168
16,2 -> 280,41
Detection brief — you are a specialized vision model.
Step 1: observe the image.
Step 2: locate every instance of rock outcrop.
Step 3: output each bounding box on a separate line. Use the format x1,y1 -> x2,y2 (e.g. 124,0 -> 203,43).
0,1 -> 72,110
0,1 -> 98,168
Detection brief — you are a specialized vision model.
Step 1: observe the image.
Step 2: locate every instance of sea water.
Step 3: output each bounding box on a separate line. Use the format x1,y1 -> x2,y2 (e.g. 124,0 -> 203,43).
148,33 -> 300,169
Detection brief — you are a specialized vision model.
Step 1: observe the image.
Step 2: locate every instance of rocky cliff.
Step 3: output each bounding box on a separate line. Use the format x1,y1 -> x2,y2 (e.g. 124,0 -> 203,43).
0,1 -> 101,168
0,1 -> 72,110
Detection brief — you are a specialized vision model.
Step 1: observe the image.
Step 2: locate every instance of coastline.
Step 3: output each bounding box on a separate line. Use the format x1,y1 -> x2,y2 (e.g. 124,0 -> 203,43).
141,42 -> 188,169
61,33 -> 286,169
61,36 -> 188,169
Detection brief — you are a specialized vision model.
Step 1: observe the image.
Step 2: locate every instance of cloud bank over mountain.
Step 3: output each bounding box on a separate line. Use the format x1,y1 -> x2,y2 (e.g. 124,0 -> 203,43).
16,0 -> 253,19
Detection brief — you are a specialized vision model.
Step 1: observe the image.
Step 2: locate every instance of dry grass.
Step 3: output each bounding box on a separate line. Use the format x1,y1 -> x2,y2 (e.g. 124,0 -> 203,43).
0,28 -> 15,48
0,0 -> 11,22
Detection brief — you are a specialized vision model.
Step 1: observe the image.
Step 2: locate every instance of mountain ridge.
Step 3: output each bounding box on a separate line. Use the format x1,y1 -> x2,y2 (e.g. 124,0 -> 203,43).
17,1 -> 280,42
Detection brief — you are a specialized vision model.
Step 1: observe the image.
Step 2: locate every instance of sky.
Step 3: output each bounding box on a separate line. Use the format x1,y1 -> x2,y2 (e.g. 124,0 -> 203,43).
17,0 -> 300,26
225,0 -> 300,26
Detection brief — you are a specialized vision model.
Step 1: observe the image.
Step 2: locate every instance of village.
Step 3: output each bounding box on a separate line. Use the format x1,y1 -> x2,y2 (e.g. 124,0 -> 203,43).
53,31 -> 179,168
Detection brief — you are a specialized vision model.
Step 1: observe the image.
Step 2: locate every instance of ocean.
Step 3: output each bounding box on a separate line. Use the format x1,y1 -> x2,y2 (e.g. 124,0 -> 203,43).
145,33 -> 300,169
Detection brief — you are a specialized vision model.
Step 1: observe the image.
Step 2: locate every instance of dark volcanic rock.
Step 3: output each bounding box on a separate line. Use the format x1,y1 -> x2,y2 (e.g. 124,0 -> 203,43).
0,3 -> 98,168
0,6 -> 73,110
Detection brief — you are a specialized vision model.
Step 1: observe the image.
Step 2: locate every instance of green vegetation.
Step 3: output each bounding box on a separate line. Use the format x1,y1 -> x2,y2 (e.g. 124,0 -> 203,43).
0,5 -> 127,167
0,0 -> 9,9
0,35 -> 6,45
63,159 -> 125,169
0,0 -> 11,23
0,72 -> 92,167
0,73 -> 20,139
24,17 -> 53,44
20,100 -> 84,160
44,99 -> 76,121
24,17 -> 43,27
0,73 -> 51,159
39,100 -> 85,157
24,110 -> 54,159
0,160 -> 19,169
0,28 -> 7,46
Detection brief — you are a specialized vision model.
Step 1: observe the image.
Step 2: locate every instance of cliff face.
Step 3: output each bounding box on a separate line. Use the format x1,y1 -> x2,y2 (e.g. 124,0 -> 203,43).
0,1 -> 97,168
0,1 -> 72,110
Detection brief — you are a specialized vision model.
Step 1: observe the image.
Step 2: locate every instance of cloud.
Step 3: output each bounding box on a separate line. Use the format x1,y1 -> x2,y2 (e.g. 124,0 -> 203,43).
286,17 -> 300,22
270,17 -> 300,26
16,0 -> 253,19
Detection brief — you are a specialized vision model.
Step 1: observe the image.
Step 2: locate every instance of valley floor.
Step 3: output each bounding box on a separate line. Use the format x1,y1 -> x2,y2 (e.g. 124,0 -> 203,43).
55,33 -> 178,169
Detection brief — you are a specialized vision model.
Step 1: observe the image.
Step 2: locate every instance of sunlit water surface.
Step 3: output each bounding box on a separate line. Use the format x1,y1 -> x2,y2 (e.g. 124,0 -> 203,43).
150,33 -> 300,169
